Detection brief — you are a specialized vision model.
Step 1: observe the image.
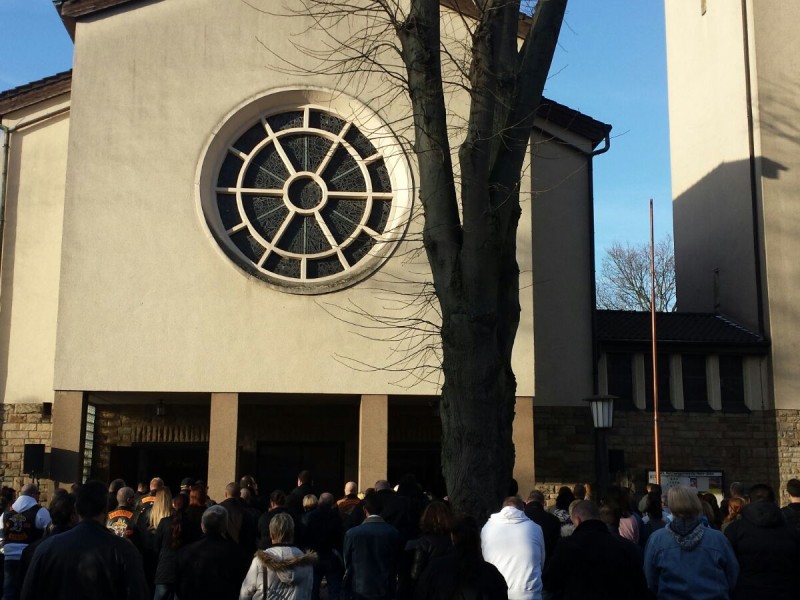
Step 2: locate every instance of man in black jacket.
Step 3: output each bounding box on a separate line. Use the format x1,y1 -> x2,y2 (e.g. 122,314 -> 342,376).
219,482 -> 257,554
542,500 -> 649,600
305,492 -> 344,600
782,478 -> 800,532
287,470 -> 315,516
524,490 -> 561,562
725,483 -> 800,600
343,492 -> 400,600
176,505 -> 250,600
20,480 -> 148,600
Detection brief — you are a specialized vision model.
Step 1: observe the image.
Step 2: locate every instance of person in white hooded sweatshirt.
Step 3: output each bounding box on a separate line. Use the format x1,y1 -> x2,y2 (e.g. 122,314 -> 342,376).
481,496 -> 545,600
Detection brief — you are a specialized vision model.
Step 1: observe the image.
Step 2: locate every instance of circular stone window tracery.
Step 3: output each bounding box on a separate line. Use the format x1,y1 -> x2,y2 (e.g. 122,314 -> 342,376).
198,90 -> 413,293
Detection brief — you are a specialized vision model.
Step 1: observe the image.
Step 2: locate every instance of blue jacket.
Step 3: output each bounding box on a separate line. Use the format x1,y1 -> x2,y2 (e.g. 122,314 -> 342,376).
343,515 -> 400,600
644,519 -> 738,600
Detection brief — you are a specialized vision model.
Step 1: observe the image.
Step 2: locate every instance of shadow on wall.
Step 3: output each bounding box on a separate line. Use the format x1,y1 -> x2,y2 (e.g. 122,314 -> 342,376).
672,156 -> 787,333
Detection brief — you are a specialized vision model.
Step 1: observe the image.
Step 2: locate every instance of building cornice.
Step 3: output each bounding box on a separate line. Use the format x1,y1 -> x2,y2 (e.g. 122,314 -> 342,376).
0,71 -> 72,118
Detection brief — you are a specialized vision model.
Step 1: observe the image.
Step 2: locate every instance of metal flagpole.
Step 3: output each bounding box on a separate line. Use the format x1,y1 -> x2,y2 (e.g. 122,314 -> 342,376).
650,199 -> 662,485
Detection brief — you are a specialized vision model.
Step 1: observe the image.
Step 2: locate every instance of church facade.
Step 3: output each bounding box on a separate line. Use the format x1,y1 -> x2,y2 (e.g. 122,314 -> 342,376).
0,0 -> 607,500
4,0 -> 794,503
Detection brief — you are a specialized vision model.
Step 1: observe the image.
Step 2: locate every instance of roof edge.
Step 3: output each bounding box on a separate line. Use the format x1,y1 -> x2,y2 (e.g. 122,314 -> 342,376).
57,0 -> 533,36
58,0 -> 146,18
536,98 -> 611,147
0,71 -> 73,118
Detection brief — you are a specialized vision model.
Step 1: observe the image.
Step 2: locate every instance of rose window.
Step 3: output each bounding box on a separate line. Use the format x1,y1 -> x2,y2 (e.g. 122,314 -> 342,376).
203,98 -> 412,293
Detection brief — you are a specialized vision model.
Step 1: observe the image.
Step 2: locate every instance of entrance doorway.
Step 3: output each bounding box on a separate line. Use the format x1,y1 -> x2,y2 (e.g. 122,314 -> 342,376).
256,442 -> 344,497
388,443 -> 446,498
109,444 -> 209,495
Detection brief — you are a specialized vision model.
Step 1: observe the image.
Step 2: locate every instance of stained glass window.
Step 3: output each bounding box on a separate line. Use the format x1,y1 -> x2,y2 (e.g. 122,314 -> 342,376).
208,104 -> 408,292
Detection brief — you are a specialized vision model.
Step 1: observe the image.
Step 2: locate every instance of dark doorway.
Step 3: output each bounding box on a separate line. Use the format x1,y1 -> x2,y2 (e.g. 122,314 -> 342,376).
256,442 -> 344,497
109,444 -> 208,495
388,443 -> 446,499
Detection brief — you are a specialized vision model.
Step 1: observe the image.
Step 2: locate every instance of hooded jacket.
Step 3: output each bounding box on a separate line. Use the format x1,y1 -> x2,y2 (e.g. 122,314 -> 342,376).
0,494 -> 52,560
724,501 -> 800,600
644,517 -> 738,600
239,544 -> 317,600
480,506 -> 545,600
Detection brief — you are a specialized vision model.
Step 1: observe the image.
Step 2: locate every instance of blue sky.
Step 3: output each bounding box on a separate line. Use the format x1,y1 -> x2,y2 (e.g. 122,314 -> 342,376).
0,0 -> 673,253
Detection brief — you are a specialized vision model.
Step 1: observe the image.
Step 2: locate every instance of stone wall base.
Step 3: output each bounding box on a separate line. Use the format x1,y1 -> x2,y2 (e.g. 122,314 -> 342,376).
533,406 -> 797,501
0,404 -> 53,501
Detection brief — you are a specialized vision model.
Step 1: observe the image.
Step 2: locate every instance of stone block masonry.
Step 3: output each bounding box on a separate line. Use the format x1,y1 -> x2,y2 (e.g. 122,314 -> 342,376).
92,404 -> 210,483
0,404 -> 53,501
534,406 -> 798,502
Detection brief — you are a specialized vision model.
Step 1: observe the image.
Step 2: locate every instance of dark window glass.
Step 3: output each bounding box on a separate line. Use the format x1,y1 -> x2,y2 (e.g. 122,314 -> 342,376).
720,356 -> 748,413
645,353 -> 673,412
606,353 -> 635,411
682,355 -> 711,412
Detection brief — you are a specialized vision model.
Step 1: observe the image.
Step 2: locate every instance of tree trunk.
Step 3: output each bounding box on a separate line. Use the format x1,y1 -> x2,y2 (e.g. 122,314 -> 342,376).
439,309 -> 518,523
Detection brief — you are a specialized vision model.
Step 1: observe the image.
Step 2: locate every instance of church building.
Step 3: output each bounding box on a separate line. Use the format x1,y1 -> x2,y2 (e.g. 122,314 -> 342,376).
0,0 -> 609,500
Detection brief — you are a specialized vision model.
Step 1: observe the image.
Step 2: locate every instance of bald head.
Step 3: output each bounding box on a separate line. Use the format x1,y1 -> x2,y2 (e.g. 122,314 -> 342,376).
319,492 -> 335,506
375,480 -> 391,491
117,487 -> 135,507
345,481 -> 357,495
20,484 -> 39,498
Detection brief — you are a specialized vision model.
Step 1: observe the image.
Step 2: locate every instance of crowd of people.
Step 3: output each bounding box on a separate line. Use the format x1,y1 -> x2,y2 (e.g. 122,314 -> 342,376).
0,472 -> 799,600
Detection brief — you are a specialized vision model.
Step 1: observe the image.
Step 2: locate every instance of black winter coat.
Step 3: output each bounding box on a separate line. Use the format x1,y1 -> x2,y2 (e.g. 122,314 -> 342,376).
542,519 -> 650,600
410,533 -> 451,581
414,548 -> 507,600
725,501 -> 800,600
20,519 -> 149,600
523,503 -> 561,562
175,533 -> 251,600
782,502 -> 800,532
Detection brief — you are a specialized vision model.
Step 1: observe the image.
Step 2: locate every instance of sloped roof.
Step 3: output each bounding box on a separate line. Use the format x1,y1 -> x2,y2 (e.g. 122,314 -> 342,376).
58,0 -> 145,18
596,310 -> 767,351
0,71 -> 72,116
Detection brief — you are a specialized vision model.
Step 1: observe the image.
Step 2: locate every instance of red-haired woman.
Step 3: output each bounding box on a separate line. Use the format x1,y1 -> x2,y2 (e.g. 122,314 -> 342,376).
411,501 -> 453,585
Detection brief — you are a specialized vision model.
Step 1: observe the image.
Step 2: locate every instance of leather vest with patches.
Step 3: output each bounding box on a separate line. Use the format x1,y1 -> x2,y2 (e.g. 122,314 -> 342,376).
2,505 -> 43,545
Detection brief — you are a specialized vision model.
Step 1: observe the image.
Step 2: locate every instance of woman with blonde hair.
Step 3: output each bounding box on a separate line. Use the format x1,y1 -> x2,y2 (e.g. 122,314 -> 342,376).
240,512 -> 316,600
149,487 -> 174,530
644,485 -> 739,599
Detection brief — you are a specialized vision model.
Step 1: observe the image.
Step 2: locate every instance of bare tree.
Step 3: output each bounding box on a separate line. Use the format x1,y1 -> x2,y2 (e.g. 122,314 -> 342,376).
597,235 -> 676,312
263,0 -> 568,522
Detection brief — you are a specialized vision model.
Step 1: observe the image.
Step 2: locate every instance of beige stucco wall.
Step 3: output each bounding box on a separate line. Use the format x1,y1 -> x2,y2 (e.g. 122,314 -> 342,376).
53,0 -> 540,395
749,1 -> 800,410
665,0 -> 760,330
0,96 -> 70,404
530,125 -> 594,406
667,1 -> 800,411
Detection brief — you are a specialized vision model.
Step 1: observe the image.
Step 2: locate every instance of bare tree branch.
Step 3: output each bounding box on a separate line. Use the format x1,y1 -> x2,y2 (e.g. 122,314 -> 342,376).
597,235 -> 677,312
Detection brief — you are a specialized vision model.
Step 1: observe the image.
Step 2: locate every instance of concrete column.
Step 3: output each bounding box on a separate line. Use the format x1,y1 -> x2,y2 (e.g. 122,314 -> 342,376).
50,390 -> 86,487
633,354 -> 647,409
743,356 -> 766,411
670,355 -> 684,410
358,394 -> 388,490
707,355 -> 722,411
513,396 -> 535,495
208,392 -> 239,502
